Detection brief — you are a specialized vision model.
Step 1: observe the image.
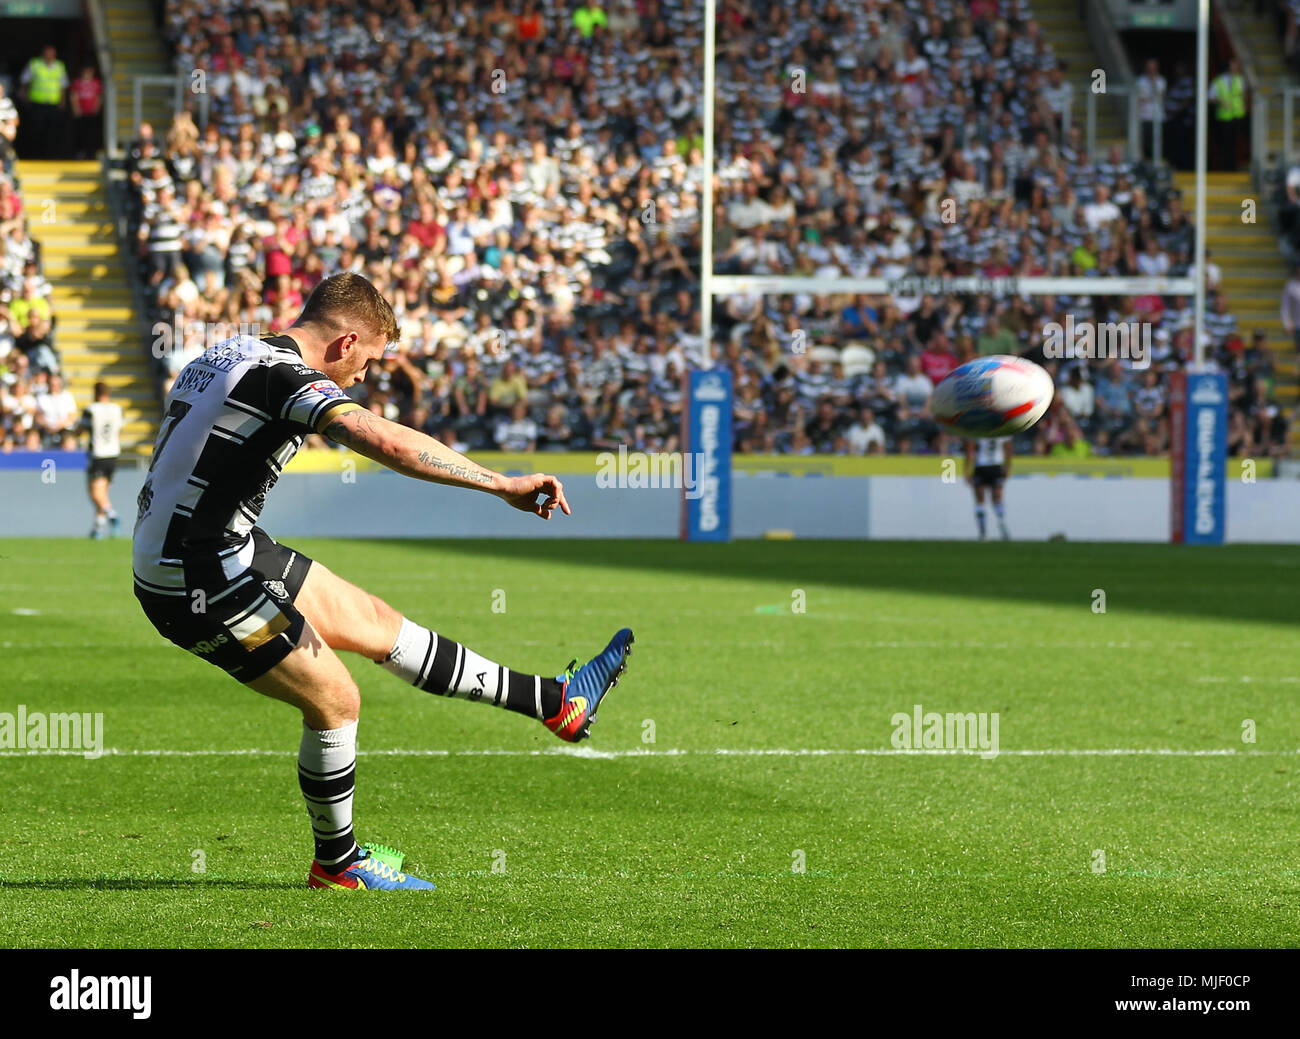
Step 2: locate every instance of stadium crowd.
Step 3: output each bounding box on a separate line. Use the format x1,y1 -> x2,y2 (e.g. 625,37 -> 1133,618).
0,94 -> 74,453
117,0 -> 1285,459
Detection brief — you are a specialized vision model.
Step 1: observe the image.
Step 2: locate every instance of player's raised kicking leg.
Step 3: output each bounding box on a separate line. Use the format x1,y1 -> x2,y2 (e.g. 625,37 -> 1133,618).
295,561 -> 632,741
250,562 -> 631,891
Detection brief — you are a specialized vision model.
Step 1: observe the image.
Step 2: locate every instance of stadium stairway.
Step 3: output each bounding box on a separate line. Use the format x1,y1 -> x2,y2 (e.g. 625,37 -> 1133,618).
1032,5 -> 1126,153
1170,169 -> 1297,430
103,0 -> 174,151
1235,4 -> 1297,165
21,160 -> 157,455
1232,7 -> 1300,450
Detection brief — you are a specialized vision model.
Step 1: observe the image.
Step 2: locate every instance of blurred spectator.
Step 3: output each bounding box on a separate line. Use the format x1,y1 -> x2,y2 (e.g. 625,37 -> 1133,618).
16,311 -> 58,375
9,275 -> 51,330
1135,59 -> 1166,161
19,46 -> 68,159
572,2 -> 609,39
805,398 -> 845,453
1094,362 -> 1135,434
1281,0 -> 1300,77
1040,64 -> 1074,134
494,399 -> 539,452
1204,293 -> 1238,351
1209,59 -> 1247,172
846,406 -> 886,455
1281,264 -> 1300,354
34,371 -> 76,439
0,83 -> 17,175
919,332 -> 958,383
1165,61 -> 1195,169
891,355 -> 938,453
1041,401 -> 1092,457
977,316 -> 1018,357
1133,369 -> 1167,426
1060,367 -> 1096,431
70,65 -> 103,160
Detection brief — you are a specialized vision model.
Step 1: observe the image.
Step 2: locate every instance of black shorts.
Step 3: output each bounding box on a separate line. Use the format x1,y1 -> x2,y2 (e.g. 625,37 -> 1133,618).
88,456 -> 117,481
972,465 -> 1005,488
135,527 -> 314,682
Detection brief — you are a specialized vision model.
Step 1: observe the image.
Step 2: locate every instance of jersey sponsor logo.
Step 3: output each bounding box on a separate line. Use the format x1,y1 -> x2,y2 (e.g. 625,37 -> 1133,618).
292,364 -> 322,377
174,365 -> 218,395
136,478 -> 154,522
190,634 -> 229,655
198,340 -> 244,371
263,579 -> 289,601
309,380 -> 348,400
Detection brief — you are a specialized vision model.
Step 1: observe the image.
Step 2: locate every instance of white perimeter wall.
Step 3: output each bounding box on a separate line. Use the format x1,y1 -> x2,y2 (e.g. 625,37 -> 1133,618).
0,470 -> 1292,542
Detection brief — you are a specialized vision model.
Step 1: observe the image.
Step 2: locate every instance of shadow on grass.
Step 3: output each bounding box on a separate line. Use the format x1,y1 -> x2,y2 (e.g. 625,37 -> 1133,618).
333,538 -> 1300,629
0,878 -> 300,891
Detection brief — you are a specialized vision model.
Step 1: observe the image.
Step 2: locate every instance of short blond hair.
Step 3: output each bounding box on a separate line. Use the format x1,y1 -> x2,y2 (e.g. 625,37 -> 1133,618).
297,272 -> 400,344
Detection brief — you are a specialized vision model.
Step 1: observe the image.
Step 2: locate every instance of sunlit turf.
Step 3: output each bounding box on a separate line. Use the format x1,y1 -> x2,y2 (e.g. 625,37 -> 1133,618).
2,538 -> 1297,947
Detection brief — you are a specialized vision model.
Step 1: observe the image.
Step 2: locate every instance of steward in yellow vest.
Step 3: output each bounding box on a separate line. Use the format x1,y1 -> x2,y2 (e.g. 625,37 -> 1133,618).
1211,69 -> 1245,122
20,46 -> 70,159
24,48 -> 67,107
1209,59 -> 1248,170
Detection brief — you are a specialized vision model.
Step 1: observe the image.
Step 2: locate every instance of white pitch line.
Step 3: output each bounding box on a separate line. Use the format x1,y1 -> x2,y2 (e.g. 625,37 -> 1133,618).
0,642 -> 169,650
736,640 -> 1202,650
0,747 -> 1293,759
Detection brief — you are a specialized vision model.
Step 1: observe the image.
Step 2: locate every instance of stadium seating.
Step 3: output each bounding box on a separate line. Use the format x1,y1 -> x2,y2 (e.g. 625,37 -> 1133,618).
99,0 -> 1289,460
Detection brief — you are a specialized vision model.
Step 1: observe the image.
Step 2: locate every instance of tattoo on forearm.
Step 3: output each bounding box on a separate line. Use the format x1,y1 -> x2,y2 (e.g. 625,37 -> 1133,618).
324,409 -> 495,486
416,450 -> 495,485
323,408 -> 382,449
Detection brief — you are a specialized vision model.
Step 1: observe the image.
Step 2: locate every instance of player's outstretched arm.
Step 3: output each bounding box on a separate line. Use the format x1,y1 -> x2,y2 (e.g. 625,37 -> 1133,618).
322,406 -> 571,520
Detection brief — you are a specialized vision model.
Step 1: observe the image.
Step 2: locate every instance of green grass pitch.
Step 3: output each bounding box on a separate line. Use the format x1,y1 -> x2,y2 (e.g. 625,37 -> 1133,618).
1,537 -> 1298,948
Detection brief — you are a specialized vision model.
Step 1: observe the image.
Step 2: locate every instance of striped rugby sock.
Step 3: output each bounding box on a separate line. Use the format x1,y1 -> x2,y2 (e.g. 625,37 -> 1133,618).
299,720 -> 360,871
381,617 -> 563,720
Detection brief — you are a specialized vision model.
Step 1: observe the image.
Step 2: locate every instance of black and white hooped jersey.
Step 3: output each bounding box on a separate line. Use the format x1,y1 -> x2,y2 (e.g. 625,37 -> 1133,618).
974,436 -> 1010,468
82,401 -> 124,459
132,333 -> 361,595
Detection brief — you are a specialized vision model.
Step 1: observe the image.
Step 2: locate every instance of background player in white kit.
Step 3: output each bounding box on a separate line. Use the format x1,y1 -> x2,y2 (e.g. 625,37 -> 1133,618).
964,435 -> 1012,540
80,381 -> 123,538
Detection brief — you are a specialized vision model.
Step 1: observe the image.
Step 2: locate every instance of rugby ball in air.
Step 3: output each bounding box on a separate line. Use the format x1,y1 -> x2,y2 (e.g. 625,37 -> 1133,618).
931,355 -> 1054,438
